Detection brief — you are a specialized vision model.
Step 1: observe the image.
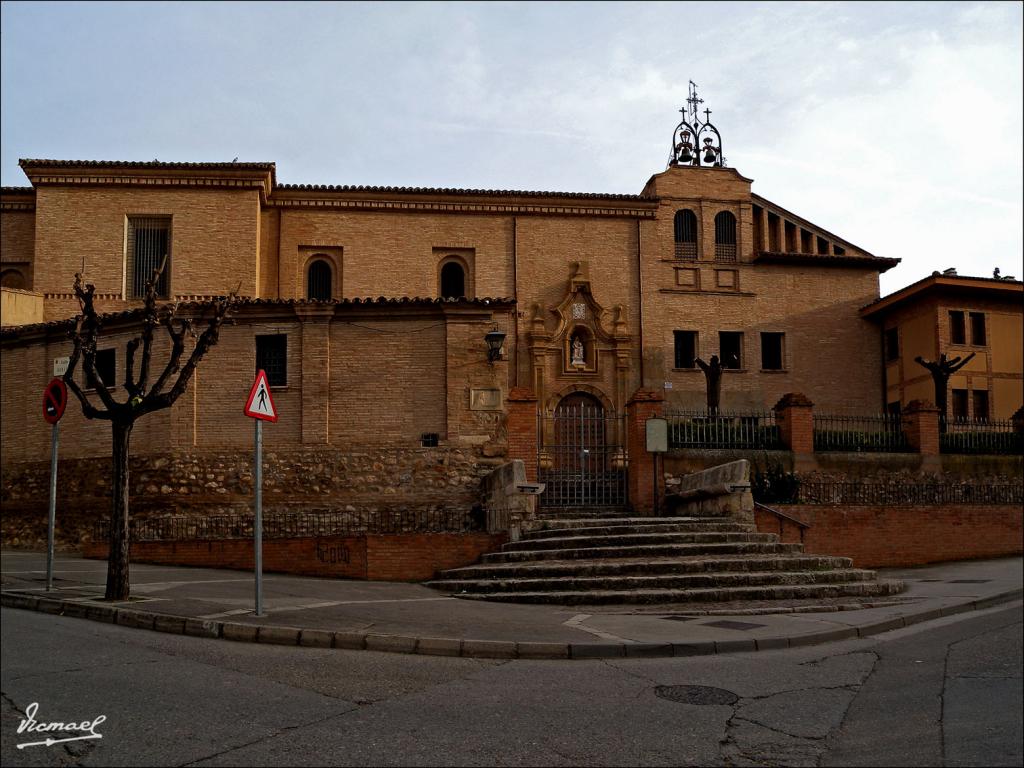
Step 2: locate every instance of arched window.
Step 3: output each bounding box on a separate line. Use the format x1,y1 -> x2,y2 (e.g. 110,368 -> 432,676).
307,259 -> 332,301
440,261 -> 466,299
0,269 -> 26,289
714,211 -> 737,261
673,209 -> 698,259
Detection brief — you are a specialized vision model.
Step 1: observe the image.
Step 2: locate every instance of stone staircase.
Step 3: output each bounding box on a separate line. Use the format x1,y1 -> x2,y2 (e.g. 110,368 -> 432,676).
427,514 -> 905,605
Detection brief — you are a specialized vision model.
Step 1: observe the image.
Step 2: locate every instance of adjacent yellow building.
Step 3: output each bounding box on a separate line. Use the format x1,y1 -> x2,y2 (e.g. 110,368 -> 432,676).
860,272 -> 1024,421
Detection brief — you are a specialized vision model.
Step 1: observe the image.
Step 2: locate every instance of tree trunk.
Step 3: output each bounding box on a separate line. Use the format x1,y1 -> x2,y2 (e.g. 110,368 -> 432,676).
106,420 -> 134,600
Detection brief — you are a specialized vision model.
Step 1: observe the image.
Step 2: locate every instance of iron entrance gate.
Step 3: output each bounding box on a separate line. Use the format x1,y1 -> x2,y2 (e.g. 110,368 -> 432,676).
537,400 -> 627,508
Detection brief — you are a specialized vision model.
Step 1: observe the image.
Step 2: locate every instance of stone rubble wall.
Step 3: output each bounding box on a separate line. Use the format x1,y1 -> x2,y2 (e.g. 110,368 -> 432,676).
2,447 -> 504,550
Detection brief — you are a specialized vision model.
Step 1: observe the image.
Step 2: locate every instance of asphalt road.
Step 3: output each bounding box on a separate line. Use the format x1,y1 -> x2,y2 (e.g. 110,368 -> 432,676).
1,603 -> 1021,767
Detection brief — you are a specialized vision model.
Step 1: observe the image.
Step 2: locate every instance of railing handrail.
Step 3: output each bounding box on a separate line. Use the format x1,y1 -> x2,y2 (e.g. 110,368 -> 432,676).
754,501 -> 810,529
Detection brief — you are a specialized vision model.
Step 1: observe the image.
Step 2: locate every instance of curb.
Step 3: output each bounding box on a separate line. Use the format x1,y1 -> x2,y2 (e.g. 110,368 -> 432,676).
2,589 -> 1021,660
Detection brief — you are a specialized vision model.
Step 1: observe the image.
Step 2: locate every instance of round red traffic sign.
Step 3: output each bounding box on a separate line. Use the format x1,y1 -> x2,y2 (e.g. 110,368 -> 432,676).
42,378 -> 68,424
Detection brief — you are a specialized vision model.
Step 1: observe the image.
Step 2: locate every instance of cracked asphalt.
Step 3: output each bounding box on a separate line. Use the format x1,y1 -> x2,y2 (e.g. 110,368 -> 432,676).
2,601 -> 1020,766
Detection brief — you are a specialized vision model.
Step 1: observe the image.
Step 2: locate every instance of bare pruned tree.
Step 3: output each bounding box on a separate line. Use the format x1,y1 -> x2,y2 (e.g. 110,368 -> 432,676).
63,263 -> 235,600
914,352 -> 976,431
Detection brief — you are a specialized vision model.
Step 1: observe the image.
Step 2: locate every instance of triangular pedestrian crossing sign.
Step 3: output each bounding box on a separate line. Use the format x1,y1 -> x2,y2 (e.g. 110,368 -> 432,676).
244,369 -> 278,422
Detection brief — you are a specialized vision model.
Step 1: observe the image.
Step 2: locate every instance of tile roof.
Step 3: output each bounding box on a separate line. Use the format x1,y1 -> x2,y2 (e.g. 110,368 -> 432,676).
276,183 -> 652,201
753,251 -> 900,273
19,159 -> 276,171
860,272 -> 1023,316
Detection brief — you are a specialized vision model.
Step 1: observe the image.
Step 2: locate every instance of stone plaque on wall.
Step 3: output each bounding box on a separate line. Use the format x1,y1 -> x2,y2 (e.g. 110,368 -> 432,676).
470,388 -> 503,411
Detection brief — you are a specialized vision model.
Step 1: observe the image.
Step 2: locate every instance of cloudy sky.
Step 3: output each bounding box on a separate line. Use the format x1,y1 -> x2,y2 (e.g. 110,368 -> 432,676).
2,1 -> 1020,294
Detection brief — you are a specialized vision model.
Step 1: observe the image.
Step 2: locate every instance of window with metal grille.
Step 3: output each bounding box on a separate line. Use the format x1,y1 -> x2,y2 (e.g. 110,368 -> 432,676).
972,390 -> 989,421
885,327 -> 900,361
127,217 -> 170,298
719,331 -> 743,369
673,330 -> 698,368
969,312 -> 986,346
949,311 -> 966,344
714,211 -> 737,261
673,209 -> 698,259
760,332 -> 784,370
307,259 -> 332,301
86,348 -> 117,390
256,335 -> 288,387
421,433 -> 439,447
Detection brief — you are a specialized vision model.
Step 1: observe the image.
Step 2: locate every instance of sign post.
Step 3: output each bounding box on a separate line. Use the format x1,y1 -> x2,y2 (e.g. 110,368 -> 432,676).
244,370 -> 278,616
42,378 -> 68,591
645,417 -> 668,515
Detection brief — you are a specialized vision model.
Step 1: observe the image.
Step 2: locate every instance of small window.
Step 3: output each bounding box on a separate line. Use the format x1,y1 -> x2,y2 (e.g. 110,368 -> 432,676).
673,210 -> 698,259
421,433 -> 439,447
719,331 -> 743,369
256,335 -> 288,387
127,216 -> 171,298
887,401 -> 902,418
951,388 -> 969,421
307,259 -> 332,301
949,311 -> 966,345
440,261 -> 466,299
885,327 -> 900,362
969,312 -> 986,346
714,212 -> 737,261
760,332 -> 784,370
0,269 -> 26,289
86,348 -> 117,390
673,330 -> 698,368
972,390 -> 989,422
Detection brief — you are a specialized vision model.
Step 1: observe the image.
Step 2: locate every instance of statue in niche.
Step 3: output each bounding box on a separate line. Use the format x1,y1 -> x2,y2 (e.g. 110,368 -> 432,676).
695,354 -> 725,415
914,352 -> 976,431
570,335 -> 586,369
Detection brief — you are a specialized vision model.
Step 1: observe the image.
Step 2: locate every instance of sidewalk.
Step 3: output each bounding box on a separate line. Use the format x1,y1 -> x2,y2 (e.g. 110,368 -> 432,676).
2,550 -> 1020,659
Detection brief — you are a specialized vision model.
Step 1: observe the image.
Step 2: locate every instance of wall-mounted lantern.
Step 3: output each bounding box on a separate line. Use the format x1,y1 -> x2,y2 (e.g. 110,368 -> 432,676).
485,327 -> 506,363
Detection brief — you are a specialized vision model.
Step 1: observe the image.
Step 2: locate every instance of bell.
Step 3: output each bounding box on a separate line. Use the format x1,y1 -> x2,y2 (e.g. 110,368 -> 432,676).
703,148 -> 717,164
680,147 -> 693,163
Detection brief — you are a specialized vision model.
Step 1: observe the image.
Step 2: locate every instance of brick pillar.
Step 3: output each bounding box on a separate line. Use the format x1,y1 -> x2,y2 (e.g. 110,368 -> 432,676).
903,399 -> 940,456
506,387 -> 538,481
1012,406 -> 1024,435
625,388 -> 664,515
773,393 -> 814,455
295,306 -> 334,444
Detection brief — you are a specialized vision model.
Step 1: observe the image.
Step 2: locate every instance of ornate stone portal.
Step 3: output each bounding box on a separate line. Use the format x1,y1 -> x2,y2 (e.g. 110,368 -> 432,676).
526,261 -> 633,416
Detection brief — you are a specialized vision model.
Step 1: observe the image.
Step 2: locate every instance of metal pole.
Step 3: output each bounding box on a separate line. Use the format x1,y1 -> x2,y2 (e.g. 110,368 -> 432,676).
254,418 -> 263,616
46,422 -> 59,592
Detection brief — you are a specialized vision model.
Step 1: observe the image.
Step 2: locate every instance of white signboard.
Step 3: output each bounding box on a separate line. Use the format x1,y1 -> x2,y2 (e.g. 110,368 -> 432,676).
53,357 -> 70,377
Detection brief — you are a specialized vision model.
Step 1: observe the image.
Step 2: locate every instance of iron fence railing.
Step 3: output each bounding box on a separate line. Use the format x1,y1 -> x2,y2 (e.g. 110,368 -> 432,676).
775,481 -> 1023,506
941,418 -> 1022,455
813,412 -> 908,453
666,409 -> 784,450
92,508 -> 478,543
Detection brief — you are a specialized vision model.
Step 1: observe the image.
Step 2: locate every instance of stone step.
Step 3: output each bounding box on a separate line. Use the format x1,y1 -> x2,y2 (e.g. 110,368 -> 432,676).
519,521 -> 752,540
527,516 -> 737,532
502,531 -> 779,553
450,579 -> 907,606
481,541 -> 804,564
429,568 -> 880,595
536,508 -> 632,520
436,554 -> 855,581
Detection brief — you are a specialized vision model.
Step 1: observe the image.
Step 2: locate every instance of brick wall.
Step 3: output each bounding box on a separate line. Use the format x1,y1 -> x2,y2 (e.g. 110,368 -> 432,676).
32,186 -> 262,315
755,503 -> 1023,568
79,532 -> 506,581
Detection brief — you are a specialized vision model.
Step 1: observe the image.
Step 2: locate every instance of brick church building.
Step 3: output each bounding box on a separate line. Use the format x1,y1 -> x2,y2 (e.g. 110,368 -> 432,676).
1,96 -> 909,525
